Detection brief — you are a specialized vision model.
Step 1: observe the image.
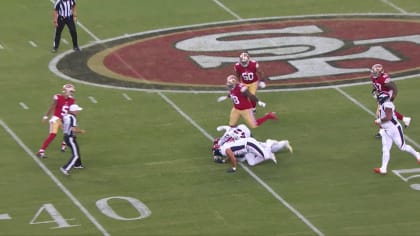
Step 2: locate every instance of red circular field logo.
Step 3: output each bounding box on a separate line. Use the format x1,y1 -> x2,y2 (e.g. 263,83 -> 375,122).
53,14 -> 420,91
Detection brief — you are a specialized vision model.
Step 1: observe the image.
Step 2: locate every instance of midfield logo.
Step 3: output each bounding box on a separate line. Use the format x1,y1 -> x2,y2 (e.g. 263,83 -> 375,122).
176,25 -> 420,81
56,15 -> 420,90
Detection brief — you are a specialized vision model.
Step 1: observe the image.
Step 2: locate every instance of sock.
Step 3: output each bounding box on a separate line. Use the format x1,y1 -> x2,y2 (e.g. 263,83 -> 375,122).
256,113 -> 275,126
40,133 -> 57,150
61,141 -> 67,150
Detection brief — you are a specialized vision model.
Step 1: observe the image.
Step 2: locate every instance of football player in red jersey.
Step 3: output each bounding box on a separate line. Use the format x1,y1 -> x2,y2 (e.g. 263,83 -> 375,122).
234,52 -> 266,111
37,84 -> 76,158
370,64 -> 411,137
217,75 -> 277,128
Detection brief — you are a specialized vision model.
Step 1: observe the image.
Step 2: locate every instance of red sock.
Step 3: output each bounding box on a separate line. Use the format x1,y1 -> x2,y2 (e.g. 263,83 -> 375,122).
256,113 -> 277,126
395,111 -> 403,120
40,133 -> 57,150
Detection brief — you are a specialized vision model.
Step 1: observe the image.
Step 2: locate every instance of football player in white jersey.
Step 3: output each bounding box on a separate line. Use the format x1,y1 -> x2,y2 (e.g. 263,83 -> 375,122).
373,92 -> 420,174
212,124 -> 293,173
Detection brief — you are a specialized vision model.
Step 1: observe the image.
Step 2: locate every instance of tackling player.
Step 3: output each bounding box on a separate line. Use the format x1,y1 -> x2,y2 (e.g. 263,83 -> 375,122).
217,75 -> 277,128
37,84 -> 76,158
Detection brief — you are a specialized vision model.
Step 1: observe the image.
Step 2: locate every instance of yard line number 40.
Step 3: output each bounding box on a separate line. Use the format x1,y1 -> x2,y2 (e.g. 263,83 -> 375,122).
1,196 -> 151,229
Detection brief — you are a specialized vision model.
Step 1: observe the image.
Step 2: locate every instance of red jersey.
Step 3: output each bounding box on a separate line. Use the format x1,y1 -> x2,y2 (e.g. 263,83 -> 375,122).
371,73 -> 394,97
234,60 -> 260,84
53,94 -> 75,119
229,83 -> 253,110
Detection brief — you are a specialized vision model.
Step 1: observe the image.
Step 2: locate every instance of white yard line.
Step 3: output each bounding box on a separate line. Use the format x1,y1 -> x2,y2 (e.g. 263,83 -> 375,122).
0,119 -> 110,236
381,0 -> 408,14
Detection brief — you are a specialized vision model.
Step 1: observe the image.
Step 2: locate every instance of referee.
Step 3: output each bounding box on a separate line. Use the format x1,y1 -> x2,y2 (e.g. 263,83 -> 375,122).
52,0 -> 80,53
60,104 -> 86,176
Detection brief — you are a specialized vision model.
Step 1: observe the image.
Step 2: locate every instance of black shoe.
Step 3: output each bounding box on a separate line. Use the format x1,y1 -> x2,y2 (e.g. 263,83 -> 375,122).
227,167 -> 236,173
51,48 -> 57,53
73,47 -> 80,51
74,165 -> 84,169
375,132 -> 381,138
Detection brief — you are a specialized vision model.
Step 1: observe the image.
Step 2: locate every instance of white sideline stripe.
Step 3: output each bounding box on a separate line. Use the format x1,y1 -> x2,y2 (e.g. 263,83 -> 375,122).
0,118 -> 110,236
334,87 -> 420,149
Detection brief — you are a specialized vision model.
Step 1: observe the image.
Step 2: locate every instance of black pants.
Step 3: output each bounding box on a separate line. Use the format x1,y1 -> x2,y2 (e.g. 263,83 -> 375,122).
53,15 -> 78,49
63,135 -> 82,171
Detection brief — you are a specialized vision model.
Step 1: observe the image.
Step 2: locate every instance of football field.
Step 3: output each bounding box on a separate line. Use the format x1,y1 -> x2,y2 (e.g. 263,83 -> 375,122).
1,0 -> 420,235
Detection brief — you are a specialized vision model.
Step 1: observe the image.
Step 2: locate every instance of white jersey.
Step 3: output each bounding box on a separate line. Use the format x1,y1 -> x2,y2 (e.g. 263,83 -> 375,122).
378,100 -> 399,130
217,124 -> 251,146
219,137 -> 271,159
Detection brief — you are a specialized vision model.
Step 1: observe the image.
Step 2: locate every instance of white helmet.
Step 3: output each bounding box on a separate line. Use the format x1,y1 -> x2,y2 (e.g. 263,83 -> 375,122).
370,64 -> 384,79
226,75 -> 237,90
62,84 -> 75,96
239,52 -> 250,67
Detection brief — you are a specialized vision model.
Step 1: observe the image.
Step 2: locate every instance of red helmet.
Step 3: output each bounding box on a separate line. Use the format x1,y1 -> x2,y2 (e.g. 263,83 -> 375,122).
226,75 -> 237,90
62,84 -> 75,96
370,64 -> 384,79
239,52 -> 250,67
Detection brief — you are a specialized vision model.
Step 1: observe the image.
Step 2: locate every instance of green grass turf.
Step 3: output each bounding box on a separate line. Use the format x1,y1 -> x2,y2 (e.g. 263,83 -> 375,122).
1,0 -> 420,235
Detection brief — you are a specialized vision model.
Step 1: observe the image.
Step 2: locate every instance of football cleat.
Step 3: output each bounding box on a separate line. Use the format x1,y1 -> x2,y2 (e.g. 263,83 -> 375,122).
266,112 -> 278,120
375,132 -> 382,138
373,167 -> 387,175
60,167 -> 70,176
227,167 -> 236,173
269,152 -> 277,164
286,141 -> 293,154
37,151 -> 46,159
403,117 -> 411,128
74,165 -> 85,169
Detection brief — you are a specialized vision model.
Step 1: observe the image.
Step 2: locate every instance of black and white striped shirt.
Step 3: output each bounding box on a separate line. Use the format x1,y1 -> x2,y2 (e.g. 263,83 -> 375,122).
54,0 -> 76,17
63,113 -> 78,136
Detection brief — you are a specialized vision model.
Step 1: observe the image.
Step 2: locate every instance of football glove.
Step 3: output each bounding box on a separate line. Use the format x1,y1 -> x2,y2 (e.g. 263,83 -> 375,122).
257,101 -> 266,107
258,81 -> 266,89
217,95 -> 228,102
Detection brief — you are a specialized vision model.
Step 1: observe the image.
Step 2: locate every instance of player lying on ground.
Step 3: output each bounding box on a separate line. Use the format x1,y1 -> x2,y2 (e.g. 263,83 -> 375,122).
212,124 -> 293,173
